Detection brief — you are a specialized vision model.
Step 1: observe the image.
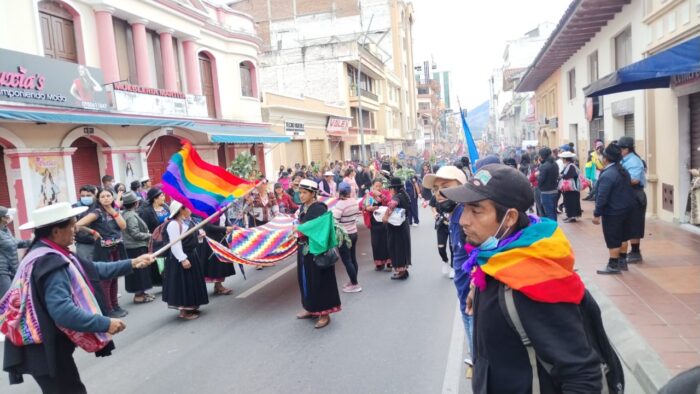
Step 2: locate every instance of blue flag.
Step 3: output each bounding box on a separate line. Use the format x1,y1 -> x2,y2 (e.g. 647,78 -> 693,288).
459,105 -> 480,162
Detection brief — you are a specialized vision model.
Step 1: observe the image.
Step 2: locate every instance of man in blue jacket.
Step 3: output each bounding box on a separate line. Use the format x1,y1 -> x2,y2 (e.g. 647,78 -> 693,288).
617,136 -> 647,264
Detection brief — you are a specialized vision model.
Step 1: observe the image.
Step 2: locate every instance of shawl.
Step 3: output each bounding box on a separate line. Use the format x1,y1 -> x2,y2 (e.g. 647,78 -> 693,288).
464,216 -> 584,304
0,245 -> 111,352
297,211 -> 338,255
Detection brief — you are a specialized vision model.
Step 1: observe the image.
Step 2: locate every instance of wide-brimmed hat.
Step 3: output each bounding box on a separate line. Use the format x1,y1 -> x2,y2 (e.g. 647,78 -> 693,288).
122,191 -> 140,205
617,136 -> 635,149
559,151 -> 576,159
423,166 -> 467,189
19,202 -> 88,230
169,200 -> 184,219
299,179 -> 318,192
323,171 -> 334,177
146,187 -> 163,202
140,176 -> 150,183
387,177 -> 404,189
603,143 -> 623,162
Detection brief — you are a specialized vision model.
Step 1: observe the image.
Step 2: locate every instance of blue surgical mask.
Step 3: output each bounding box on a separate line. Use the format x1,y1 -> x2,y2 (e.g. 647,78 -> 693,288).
80,196 -> 94,206
478,211 -> 512,251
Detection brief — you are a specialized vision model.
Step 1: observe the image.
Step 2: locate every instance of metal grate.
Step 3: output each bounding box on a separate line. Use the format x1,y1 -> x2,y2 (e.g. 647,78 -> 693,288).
662,183 -> 674,212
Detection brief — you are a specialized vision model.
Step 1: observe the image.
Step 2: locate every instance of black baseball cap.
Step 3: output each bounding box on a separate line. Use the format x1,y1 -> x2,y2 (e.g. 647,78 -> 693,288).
441,164 -> 534,212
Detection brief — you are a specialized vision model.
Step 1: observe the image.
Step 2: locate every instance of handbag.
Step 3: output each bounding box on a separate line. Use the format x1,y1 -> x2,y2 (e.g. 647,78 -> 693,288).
313,248 -> 339,269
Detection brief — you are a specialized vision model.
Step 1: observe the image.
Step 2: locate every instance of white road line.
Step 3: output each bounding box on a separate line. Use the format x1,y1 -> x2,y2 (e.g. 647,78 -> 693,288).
442,304 -> 465,394
235,263 -> 296,299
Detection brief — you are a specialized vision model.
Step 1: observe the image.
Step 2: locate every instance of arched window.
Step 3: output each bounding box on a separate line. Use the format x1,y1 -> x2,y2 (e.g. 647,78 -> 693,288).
240,61 -> 257,98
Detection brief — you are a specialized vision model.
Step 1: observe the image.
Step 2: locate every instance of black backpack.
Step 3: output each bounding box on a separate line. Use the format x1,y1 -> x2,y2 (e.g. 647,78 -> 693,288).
498,284 -> 624,394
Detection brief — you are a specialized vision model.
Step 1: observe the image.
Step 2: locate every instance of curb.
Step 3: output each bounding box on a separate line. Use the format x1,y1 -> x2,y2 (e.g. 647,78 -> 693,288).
585,279 -> 671,394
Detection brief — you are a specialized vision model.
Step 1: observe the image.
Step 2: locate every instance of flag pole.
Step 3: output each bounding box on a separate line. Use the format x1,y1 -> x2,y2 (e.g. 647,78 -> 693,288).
152,181 -> 261,258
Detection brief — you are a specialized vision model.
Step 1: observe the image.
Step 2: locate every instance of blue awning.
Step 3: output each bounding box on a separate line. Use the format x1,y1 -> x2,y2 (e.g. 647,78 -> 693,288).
190,124 -> 290,144
0,108 -> 195,127
584,36 -> 700,97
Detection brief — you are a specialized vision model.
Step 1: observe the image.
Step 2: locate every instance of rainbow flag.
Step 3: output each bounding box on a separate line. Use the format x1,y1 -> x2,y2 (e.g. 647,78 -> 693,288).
473,217 -> 584,304
161,142 -> 254,217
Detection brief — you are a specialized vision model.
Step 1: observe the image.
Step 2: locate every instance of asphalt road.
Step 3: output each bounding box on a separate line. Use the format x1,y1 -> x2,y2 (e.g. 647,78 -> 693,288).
2,205 -> 472,394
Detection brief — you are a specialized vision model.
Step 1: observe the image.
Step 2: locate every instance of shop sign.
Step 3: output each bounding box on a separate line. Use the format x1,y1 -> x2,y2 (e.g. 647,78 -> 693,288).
113,83 -> 187,117
285,121 -> 305,136
186,94 -> 209,118
0,48 -> 108,110
671,72 -> 700,88
326,116 -> 351,135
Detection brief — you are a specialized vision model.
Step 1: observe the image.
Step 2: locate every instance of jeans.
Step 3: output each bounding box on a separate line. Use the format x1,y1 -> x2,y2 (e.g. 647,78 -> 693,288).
453,266 -> 473,356
437,225 -> 452,266
408,196 -> 419,224
339,233 -> 359,285
540,192 -> 558,222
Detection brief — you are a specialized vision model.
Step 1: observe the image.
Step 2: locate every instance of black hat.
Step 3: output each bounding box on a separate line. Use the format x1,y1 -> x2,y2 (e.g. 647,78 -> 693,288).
539,147 -> 552,160
617,136 -> 634,149
603,143 -> 623,162
388,177 -> 404,189
441,164 -> 534,213
146,187 -> 163,202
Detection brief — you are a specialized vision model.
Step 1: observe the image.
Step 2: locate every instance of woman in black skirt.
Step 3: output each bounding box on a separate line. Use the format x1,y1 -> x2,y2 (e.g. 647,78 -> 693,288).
121,192 -> 154,304
361,178 -> 391,270
560,152 -> 582,223
295,179 -> 341,329
384,177 -> 412,280
200,212 -> 236,295
162,200 -> 209,320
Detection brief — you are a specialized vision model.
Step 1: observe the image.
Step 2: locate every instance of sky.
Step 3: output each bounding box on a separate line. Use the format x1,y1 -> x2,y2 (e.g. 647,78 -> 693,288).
410,0 -> 571,111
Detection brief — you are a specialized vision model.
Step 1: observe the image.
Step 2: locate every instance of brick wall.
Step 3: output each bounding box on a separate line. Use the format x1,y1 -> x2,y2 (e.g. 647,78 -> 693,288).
269,0 -> 294,20
334,0 -> 360,17
296,0 -> 332,16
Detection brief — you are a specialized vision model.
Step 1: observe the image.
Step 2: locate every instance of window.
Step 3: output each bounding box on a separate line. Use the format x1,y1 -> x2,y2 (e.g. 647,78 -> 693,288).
614,27 -> 632,70
39,1 -> 78,63
199,53 -> 217,118
240,61 -> 256,97
588,51 -> 599,83
113,18 -> 137,84
146,28 -> 164,88
568,68 -> 576,100
351,108 -> 374,129
419,103 -> 430,110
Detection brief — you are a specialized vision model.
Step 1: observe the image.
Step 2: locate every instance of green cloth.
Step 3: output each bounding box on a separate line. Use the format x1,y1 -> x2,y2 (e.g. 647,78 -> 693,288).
297,211 -> 338,255
585,161 -> 597,182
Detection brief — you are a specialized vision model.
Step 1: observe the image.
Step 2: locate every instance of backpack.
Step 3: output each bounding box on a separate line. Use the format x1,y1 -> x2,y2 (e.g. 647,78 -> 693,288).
498,284 -> 624,394
148,220 -> 171,254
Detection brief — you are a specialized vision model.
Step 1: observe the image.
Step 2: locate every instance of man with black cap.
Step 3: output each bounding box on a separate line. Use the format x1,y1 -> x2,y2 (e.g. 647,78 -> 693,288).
441,164 -> 601,393
593,143 -> 637,275
617,136 -> 647,264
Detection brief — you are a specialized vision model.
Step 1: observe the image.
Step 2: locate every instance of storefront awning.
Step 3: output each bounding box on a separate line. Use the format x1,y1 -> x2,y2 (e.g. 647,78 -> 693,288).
0,107 -> 194,127
190,124 -> 291,144
584,36 -> 700,97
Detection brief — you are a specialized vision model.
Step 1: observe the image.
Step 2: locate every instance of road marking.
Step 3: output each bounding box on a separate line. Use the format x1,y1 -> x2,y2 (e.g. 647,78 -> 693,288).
236,263 -> 296,299
441,304 -> 465,394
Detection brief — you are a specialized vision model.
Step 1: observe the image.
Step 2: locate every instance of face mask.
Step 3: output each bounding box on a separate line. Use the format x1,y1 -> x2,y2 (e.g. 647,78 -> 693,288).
80,196 -> 94,206
438,199 -> 457,213
478,210 -> 513,251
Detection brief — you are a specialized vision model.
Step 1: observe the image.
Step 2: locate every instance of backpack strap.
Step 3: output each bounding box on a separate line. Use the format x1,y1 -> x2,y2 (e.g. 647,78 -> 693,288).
498,284 -> 554,394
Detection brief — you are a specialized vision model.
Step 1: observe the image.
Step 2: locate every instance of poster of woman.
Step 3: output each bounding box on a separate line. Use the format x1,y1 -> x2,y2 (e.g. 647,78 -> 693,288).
29,156 -> 69,208
121,153 -> 142,184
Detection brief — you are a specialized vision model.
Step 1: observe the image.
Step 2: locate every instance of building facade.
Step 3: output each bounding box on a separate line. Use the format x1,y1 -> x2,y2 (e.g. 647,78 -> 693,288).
229,0 -> 418,165
0,0 -> 288,236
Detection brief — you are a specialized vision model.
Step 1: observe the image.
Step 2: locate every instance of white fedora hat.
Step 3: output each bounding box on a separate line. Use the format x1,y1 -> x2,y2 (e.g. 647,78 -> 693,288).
19,202 -> 88,231
559,151 -> 577,159
422,166 -> 467,189
169,200 -> 184,219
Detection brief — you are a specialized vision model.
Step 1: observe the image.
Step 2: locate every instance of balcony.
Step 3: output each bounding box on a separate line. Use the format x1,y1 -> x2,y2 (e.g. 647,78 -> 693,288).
349,85 -> 379,102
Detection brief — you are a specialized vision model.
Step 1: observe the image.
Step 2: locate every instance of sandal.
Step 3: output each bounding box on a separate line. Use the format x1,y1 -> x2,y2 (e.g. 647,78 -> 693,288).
133,295 -> 154,304
314,315 -> 331,329
144,293 -> 156,301
178,311 -> 199,320
296,311 -> 313,319
214,287 -> 233,296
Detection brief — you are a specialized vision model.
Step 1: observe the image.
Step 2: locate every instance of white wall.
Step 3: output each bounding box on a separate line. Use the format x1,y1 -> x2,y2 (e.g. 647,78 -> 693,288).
560,1 -> 648,151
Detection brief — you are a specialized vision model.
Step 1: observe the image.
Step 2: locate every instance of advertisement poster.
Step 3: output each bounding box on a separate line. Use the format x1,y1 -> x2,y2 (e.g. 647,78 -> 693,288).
29,156 -> 68,208
121,153 -> 143,185
0,48 -> 108,111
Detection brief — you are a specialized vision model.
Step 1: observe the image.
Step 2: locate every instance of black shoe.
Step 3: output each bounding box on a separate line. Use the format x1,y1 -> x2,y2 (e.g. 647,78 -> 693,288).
596,263 -> 621,275
618,259 -> 629,271
109,307 -> 128,318
626,251 -> 642,264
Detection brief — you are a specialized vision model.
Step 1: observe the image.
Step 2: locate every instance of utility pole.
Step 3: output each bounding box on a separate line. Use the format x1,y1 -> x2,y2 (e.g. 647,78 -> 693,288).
357,3 -> 373,164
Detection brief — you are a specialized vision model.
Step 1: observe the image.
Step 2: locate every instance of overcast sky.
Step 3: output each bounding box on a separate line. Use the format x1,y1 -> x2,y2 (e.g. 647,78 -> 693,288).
410,0 -> 571,110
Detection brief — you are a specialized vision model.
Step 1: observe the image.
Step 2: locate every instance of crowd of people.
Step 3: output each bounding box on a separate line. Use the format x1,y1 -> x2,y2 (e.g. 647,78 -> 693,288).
0,137 -> 655,393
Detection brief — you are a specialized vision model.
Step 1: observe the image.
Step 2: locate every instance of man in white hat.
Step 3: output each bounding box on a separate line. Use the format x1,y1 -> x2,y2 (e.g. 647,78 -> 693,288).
422,165 -> 473,365
2,203 -> 155,392
319,171 -> 337,197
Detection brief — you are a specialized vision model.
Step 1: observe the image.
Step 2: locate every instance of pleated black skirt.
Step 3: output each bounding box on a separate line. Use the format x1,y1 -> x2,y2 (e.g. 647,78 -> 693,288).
125,246 -> 153,293
162,249 -> 209,309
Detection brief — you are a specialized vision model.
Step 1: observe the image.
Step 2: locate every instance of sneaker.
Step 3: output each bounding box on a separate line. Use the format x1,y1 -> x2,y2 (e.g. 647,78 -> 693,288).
448,268 -> 455,279
109,307 -> 128,318
411,223 -> 419,227
596,263 -> 621,275
626,251 -> 643,264
464,357 -> 473,366
442,264 -> 450,275
342,284 -> 362,293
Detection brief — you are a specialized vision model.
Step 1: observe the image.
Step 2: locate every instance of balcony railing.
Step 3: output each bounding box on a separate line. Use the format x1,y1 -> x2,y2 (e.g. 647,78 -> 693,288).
349,85 -> 379,101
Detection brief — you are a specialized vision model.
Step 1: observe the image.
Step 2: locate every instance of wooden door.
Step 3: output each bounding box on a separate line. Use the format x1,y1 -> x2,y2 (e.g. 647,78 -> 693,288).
199,54 -> 216,118
147,136 -> 183,186
70,138 -> 101,194
38,1 -> 78,63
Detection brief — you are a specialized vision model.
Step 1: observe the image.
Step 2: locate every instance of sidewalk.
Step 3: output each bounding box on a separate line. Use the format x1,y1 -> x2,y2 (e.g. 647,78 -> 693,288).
559,199 -> 700,392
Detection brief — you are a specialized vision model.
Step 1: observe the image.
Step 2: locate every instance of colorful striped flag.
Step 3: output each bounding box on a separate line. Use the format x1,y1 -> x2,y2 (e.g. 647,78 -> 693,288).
161,142 -> 254,217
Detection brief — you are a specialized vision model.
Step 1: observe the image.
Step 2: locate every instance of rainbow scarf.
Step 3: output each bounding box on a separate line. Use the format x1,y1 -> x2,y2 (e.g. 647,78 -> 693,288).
464,216 -> 584,304
0,245 -> 111,352
162,142 -> 254,217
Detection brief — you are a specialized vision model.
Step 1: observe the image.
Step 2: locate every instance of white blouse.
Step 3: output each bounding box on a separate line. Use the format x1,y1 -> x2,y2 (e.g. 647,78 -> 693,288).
166,220 -> 190,262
